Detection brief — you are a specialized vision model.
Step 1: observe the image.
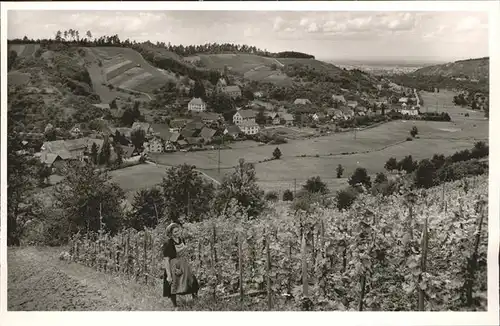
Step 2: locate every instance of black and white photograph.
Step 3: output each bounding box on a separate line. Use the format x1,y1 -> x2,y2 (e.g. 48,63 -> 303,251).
1,1 -> 498,324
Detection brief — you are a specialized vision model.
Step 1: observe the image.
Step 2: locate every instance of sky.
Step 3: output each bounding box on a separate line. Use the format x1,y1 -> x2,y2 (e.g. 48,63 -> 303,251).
7,10 -> 489,63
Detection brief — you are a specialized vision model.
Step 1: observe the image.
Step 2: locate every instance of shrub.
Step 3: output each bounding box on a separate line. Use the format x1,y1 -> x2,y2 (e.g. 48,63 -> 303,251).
348,167 -> 371,189
336,187 -> 358,211
282,189 -> 294,201
273,147 -> 282,160
265,191 -> 279,202
406,137 -> 413,141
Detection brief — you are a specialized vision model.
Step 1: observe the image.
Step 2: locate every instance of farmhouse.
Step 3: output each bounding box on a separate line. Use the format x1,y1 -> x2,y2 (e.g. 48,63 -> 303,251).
239,121 -> 260,135
294,98 -> 312,105
170,132 -> 181,144
193,111 -> 223,126
224,125 -> 242,139
151,124 -> 172,141
70,124 -> 83,137
311,112 -> 326,122
233,109 -> 256,125
38,152 -> 64,172
251,100 -> 274,111
340,106 -> 355,119
121,146 -> 136,159
144,137 -> 164,153
200,127 -> 217,143
216,78 -> 228,92
253,91 -> 264,98
222,85 -> 242,99
399,97 -> 409,104
347,101 -> 358,109
401,106 -> 420,116
332,95 -> 347,104
188,97 -> 207,112
280,113 -> 294,126
169,119 -> 188,133
265,112 -> 281,125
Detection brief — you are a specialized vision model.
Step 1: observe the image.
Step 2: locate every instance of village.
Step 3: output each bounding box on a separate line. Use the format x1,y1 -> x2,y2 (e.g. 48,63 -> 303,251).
33,76 -> 424,175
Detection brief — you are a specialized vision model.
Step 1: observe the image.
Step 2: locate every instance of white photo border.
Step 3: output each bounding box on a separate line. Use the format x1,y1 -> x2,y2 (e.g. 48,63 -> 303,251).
1,1 -> 498,326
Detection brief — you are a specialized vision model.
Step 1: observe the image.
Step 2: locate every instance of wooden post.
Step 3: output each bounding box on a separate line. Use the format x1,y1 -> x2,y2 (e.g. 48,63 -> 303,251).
238,232 -> 244,303
288,240 -> 292,296
465,201 -> 486,306
358,275 -> 366,311
418,215 -> 429,311
151,233 -> 155,280
135,236 -> 139,281
125,230 -> 130,276
211,223 -> 217,301
301,233 -> 308,298
266,231 -> 272,310
144,232 -> 148,284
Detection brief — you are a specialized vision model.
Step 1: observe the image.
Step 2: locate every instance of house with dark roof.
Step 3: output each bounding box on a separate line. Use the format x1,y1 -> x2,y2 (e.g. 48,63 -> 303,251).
224,125 -> 242,139
233,109 -> 256,125
200,127 -> 217,143
222,85 -> 242,99
169,119 -> 188,133
279,113 -> 294,126
194,112 -> 223,125
151,123 -> 172,141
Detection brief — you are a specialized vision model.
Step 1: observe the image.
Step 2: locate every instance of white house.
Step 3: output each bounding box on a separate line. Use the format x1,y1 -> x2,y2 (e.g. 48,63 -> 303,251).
399,97 -> 409,104
239,121 -> 260,135
401,106 -> 420,116
294,98 -> 312,105
233,109 -> 256,125
188,97 -> 207,112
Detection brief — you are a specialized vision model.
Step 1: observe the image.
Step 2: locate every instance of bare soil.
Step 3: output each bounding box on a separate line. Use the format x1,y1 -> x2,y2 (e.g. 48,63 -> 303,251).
8,247 -> 171,311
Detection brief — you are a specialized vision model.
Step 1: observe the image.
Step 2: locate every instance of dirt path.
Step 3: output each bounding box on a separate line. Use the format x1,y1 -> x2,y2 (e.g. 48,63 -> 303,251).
8,247 -> 171,311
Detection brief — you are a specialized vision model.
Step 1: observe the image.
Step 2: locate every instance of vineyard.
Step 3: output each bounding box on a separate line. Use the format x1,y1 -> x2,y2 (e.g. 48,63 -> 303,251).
68,176 -> 488,311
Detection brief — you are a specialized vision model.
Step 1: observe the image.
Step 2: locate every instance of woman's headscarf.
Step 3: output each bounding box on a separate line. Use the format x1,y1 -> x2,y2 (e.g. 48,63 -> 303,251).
166,222 -> 180,238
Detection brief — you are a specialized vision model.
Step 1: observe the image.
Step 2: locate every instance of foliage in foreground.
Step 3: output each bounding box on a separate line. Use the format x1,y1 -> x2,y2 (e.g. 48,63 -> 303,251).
69,175 -> 488,311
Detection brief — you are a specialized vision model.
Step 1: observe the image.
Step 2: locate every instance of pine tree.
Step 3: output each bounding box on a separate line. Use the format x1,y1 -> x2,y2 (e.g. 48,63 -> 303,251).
90,142 -> 99,165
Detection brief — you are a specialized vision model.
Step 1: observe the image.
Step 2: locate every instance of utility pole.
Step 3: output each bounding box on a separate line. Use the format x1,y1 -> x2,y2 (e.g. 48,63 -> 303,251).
218,136 -> 221,175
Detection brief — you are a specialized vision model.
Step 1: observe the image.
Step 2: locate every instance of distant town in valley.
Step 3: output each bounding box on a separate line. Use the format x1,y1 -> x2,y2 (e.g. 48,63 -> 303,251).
7,10 -> 490,313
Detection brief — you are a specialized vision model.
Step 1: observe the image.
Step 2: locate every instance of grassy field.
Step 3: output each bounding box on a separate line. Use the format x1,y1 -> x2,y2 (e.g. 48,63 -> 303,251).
86,47 -> 178,98
110,164 -> 167,201
9,44 -> 40,58
186,53 -> 292,85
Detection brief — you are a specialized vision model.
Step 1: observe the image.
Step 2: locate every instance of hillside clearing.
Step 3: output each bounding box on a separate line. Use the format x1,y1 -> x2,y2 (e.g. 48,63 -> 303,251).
87,47 -> 178,96
9,43 -> 40,58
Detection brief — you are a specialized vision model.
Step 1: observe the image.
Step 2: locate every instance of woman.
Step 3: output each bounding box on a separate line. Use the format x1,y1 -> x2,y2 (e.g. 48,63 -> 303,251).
162,222 -> 199,309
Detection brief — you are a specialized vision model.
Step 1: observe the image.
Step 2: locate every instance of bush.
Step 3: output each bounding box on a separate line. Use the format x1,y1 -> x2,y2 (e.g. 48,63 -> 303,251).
406,137 -> 413,141
282,189 -> 294,201
265,191 -> 279,202
336,187 -> 358,211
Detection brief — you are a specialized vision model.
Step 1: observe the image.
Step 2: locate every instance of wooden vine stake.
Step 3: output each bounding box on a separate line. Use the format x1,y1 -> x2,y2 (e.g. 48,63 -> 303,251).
144,231 -> 148,285
211,223 -> 217,301
238,231 -> 244,303
465,200 -> 486,306
301,233 -> 309,298
418,215 -> 429,311
135,236 -> 139,282
266,231 -> 272,310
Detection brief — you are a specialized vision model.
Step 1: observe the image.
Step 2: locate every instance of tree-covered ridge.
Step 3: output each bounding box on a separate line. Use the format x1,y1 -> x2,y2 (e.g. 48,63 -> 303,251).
9,31 -> 315,59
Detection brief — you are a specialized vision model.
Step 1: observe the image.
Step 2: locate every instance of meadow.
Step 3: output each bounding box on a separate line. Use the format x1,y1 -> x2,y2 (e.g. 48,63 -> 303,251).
9,43 -> 40,58
88,47 -> 177,97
